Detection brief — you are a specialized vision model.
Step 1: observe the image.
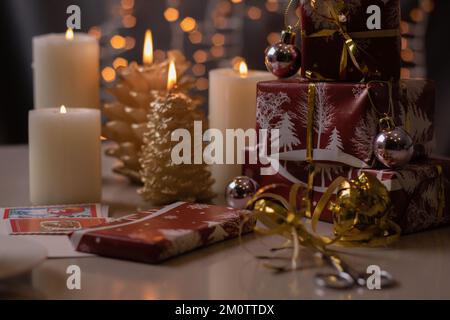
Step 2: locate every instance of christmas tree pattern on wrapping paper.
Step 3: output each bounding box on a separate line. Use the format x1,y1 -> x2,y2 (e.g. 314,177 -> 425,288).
326,127 -> 344,151
313,84 -> 336,149
351,107 -> 378,162
297,83 -> 365,167
277,112 -> 301,153
257,84 -> 369,168
297,83 -> 336,150
256,91 -> 290,130
256,80 -> 434,169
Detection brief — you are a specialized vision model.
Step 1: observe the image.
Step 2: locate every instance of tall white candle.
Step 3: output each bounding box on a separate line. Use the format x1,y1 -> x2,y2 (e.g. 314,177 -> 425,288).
29,107 -> 102,205
33,30 -> 100,109
208,63 -> 274,195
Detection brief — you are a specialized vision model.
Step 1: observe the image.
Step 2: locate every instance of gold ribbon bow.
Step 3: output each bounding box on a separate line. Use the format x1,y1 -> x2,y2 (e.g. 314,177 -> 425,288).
311,173 -> 401,246
303,2 -> 400,81
247,172 -> 401,251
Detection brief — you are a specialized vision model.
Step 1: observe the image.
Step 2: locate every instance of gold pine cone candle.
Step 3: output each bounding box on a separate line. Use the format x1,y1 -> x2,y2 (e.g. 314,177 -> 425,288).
102,51 -> 198,183
139,92 -> 216,205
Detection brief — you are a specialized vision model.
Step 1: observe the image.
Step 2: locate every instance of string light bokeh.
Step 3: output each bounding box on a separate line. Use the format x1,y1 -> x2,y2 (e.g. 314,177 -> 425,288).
88,0 -> 433,98
400,0 -> 435,78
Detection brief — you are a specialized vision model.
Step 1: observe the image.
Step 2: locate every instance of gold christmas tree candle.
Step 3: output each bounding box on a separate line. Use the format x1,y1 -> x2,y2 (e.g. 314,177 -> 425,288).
102,30 -> 198,183
139,61 -> 215,205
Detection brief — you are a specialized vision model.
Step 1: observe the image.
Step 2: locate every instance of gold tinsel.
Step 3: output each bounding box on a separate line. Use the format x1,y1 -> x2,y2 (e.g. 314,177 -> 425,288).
138,91 -> 216,205
102,51 -> 200,183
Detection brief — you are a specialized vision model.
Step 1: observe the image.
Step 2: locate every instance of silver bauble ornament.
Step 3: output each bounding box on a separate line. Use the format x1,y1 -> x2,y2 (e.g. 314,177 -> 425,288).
373,116 -> 414,168
265,27 -> 301,78
225,176 -> 260,209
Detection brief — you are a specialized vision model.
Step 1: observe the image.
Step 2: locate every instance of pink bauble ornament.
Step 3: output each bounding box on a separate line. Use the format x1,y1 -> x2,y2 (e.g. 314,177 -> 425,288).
225,176 -> 260,209
373,116 -> 413,168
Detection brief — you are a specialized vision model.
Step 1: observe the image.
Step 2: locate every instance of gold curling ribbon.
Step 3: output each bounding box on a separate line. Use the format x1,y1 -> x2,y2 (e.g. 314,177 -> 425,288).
302,3 -> 400,81
306,83 -> 315,163
304,83 -> 316,218
304,166 -> 315,219
248,185 -> 328,259
247,173 -> 401,251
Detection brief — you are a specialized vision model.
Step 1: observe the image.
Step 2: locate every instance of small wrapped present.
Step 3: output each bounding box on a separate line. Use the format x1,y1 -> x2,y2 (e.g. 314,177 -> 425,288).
300,0 -> 401,81
243,157 -> 450,234
256,79 -> 435,168
70,202 -> 255,263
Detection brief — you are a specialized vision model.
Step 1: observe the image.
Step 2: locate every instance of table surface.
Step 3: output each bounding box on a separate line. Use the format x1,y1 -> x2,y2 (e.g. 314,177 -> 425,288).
1,144 -> 450,300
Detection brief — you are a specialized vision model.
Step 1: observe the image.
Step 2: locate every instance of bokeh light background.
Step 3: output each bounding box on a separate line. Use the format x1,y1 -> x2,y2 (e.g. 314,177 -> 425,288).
1,0 -> 449,154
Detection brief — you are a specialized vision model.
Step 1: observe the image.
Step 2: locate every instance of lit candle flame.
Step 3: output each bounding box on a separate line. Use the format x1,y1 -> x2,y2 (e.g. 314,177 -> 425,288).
60,105 -> 67,114
239,61 -> 248,77
143,29 -> 153,65
167,60 -> 177,90
65,28 -> 74,40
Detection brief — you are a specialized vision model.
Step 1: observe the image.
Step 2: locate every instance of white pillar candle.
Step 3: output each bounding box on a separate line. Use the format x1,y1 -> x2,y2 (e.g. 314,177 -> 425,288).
208,64 -> 274,195
33,30 -> 100,109
29,107 -> 102,205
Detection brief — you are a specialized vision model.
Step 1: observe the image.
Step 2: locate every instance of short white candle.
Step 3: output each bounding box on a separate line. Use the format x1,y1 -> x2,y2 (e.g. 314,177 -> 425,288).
33,30 -> 100,109
208,63 -> 274,195
29,107 -> 102,205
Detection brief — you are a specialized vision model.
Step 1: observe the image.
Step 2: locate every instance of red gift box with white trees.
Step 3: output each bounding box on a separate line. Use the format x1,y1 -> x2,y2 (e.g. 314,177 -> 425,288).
256,79 -> 435,168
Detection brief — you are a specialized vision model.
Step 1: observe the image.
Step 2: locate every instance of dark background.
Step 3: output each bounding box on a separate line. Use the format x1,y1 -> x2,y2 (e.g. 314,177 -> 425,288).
1,0 -> 449,155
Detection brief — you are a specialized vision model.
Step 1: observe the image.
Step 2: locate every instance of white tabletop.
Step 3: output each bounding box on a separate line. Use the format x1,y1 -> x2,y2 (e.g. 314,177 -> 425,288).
1,144 -> 450,300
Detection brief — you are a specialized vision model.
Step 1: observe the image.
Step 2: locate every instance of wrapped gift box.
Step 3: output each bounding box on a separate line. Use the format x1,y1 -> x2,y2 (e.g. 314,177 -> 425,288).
256,79 -> 435,168
70,202 -> 255,263
243,157 -> 450,234
300,0 -> 401,81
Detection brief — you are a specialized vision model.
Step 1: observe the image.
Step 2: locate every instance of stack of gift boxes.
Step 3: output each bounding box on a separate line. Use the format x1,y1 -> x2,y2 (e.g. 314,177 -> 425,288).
244,0 -> 450,234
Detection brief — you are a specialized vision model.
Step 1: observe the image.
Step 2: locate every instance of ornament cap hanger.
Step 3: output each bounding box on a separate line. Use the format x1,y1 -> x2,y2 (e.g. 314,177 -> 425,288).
281,26 -> 297,45
379,114 -> 396,132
